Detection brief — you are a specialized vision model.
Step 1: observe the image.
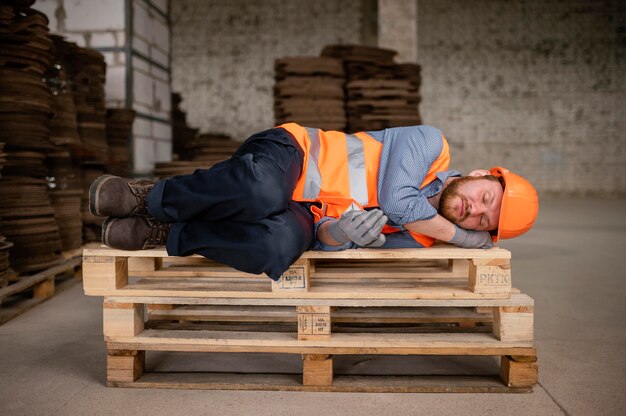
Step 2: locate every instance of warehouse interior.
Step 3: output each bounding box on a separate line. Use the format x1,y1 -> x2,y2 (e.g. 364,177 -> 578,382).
0,0 -> 624,415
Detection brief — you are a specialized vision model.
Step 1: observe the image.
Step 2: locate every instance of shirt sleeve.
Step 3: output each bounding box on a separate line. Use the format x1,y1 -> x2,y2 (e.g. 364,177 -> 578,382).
376,126 -> 445,225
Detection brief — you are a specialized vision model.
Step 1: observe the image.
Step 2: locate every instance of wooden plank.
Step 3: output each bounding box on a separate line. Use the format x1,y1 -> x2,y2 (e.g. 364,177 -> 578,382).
106,329 -> 534,355
83,246 -> 511,260
87,280 -> 511,300
105,292 -> 532,308
109,372 -> 532,392
147,305 -> 493,324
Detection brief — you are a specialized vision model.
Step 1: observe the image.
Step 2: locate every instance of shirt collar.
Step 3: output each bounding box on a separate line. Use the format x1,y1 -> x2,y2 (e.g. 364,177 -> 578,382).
421,169 -> 462,198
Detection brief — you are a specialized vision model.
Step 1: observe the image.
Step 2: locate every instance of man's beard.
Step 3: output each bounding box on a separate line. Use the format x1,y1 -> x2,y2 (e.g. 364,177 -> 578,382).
439,176 -> 472,223
439,176 -> 484,224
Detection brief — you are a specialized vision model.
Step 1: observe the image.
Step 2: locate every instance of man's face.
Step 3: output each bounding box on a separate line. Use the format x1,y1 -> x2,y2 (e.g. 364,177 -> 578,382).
440,176 -> 504,231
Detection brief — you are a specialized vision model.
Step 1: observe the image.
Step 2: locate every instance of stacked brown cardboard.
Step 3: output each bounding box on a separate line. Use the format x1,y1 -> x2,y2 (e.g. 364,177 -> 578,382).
105,108 -> 136,177
47,35 -> 80,147
321,45 -> 422,132
47,150 -> 82,251
154,132 -> 239,179
274,57 -> 346,131
0,141 -> 9,287
0,1 -> 63,274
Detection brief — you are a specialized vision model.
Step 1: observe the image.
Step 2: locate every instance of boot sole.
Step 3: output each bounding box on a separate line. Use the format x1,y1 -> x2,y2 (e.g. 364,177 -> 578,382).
89,175 -> 116,217
101,216 -> 116,248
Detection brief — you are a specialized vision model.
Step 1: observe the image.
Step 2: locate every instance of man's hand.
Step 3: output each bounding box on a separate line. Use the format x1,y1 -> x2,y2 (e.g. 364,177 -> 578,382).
449,225 -> 494,249
328,209 -> 388,247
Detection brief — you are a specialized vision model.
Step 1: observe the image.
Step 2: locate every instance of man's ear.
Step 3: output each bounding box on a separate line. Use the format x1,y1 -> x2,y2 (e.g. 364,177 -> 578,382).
468,169 -> 490,177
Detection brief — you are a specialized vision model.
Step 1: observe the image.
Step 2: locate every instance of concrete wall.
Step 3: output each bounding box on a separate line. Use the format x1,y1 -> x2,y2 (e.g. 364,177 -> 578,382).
418,0 -> 626,196
378,0 -> 417,63
170,0 -> 366,140
170,0 -> 625,195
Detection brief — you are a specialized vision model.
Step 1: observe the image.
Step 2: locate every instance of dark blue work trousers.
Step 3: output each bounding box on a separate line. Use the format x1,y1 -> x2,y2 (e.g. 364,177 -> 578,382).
146,128 -> 315,280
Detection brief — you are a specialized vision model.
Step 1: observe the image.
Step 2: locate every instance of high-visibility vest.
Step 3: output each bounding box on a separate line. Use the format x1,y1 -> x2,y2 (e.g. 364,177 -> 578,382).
280,122 -> 450,247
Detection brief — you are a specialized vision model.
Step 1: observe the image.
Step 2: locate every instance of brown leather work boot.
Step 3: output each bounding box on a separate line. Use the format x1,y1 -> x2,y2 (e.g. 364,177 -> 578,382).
89,175 -> 154,217
102,216 -> 170,250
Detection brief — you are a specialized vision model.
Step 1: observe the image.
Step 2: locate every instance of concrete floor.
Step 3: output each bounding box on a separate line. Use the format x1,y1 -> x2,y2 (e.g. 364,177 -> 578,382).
0,198 -> 624,416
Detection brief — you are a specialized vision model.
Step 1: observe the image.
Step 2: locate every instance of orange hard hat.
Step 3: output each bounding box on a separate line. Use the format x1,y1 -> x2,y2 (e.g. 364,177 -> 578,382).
490,167 -> 539,242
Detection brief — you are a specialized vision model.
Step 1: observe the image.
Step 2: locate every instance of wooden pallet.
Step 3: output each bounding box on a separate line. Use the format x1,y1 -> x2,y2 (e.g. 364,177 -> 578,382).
83,246 -> 537,392
102,293 -> 535,392
0,254 -> 82,324
83,246 -> 513,300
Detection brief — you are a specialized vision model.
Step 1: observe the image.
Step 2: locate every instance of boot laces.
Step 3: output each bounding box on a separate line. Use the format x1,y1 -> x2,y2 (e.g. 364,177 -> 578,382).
143,217 -> 170,249
128,180 -> 154,215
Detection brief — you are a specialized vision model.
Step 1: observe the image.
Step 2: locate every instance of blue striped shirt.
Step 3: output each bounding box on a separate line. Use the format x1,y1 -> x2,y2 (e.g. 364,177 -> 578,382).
312,125 -> 461,250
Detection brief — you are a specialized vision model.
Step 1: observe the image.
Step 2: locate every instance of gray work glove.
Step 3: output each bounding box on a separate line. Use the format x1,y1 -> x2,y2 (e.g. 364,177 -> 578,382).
449,225 -> 494,249
328,209 -> 388,248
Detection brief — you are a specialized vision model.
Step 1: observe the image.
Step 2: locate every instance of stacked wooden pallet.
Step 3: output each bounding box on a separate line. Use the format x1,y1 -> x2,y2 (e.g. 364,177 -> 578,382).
0,252 -> 82,324
274,57 -> 346,131
321,45 -> 422,132
82,246 -> 537,392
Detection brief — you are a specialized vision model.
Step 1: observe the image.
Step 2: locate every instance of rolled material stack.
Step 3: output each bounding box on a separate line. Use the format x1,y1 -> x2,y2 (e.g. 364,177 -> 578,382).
47,150 -> 82,251
0,141 -> 5,175
0,174 -> 62,274
0,1 -> 54,153
0,141 -> 10,287
47,34 -> 80,147
68,45 -> 108,159
0,1 -> 63,274
0,233 -> 12,288
106,108 -> 136,177
321,45 -> 422,132
155,132 -> 239,179
274,57 -> 346,131
171,92 -> 198,159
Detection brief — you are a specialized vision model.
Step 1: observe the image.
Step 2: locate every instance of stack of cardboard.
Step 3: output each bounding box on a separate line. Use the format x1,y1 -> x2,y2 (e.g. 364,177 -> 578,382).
274,57 -> 346,131
321,45 -> 422,132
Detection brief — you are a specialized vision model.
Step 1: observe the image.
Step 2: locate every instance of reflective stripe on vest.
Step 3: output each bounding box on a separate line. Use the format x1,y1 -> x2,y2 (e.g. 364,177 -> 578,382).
303,127 -> 322,199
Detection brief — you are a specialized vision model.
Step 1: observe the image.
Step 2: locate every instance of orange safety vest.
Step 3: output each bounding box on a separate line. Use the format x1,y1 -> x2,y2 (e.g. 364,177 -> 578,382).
280,122 -> 450,247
